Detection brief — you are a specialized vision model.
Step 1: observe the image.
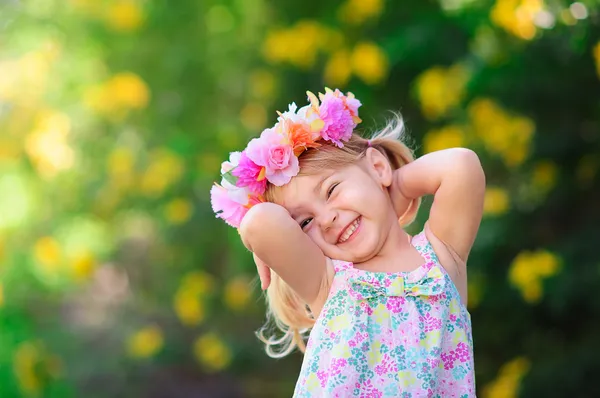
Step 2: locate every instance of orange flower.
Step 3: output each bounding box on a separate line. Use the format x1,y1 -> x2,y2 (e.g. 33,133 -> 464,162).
279,118 -> 321,156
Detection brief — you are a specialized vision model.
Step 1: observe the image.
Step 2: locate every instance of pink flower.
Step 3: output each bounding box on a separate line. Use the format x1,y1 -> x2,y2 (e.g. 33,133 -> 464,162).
343,92 -> 361,116
317,89 -> 362,147
386,297 -> 404,314
210,184 -> 262,228
316,370 -> 328,388
246,127 -> 299,186
232,151 -> 267,194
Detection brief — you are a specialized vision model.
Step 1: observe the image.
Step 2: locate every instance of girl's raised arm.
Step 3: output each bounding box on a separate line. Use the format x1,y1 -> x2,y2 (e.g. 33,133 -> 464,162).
394,148 -> 485,261
240,202 -> 329,306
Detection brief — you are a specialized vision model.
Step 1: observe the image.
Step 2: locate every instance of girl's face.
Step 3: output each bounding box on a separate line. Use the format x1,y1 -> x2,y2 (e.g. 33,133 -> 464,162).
276,149 -> 399,263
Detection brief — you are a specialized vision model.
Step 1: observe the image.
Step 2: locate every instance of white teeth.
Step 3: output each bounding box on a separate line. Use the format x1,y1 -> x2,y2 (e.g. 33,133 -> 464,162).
339,218 -> 359,243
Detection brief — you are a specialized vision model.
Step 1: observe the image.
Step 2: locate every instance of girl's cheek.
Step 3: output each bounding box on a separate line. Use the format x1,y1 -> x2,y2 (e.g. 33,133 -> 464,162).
337,190 -> 364,208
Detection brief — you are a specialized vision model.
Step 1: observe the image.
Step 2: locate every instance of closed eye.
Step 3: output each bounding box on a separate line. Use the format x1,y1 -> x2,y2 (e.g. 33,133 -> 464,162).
327,183 -> 339,199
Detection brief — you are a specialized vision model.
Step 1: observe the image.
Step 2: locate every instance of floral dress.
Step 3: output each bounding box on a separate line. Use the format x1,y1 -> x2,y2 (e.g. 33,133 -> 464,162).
293,231 -> 476,397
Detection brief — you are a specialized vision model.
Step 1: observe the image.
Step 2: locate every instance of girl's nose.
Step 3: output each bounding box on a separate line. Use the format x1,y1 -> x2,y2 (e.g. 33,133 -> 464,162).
318,209 -> 338,231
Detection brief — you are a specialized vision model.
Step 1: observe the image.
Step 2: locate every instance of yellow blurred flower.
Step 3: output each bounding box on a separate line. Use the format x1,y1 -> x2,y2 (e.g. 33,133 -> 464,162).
531,160 -> 558,193
174,272 -> 215,326
468,98 -> 535,167
240,102 -> 267,132
423,125 -> 466,153
491,0 -> 544,40
127,325 -> 164,359
509,250 -> 560,303
34,236 -> 62,271
483,357 -> 531,398
193,333 -> 232,372
174,289 -> 206,326
108,147 -> 135,189
593,42 -> 600,79
324,49 -> 352,87
139,149 -> 184,196
164,198 -> 194,225
84,72 -> 150,120
415,64 -> 470,120
13,342 -> 42,395
522,280 -> 542,302
263,28 -> 292,65
13,341 -> 61,395
105,0 -> 145,32
484,187 -> 510,216
25,110 -> 75,179
0,42 -> 60,105
263,20 -> 328,69
351,42 -> 389,85
338,0 -> 384,25
533,250 -> 559,276
70,250 -> 97,282
109,72 -> 150,109
249,69 -> 277,100
223,276 -> 253,311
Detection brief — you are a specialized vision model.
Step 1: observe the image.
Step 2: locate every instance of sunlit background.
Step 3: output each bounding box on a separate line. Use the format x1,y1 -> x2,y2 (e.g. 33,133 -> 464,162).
0,0 -> 599,397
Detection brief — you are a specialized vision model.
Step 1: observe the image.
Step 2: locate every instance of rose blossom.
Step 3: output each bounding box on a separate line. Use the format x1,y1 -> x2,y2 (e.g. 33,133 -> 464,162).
245,127 -> 299,186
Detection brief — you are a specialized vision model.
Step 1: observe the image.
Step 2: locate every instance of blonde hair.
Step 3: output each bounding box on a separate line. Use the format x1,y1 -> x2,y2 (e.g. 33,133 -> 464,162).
256,114 -> 420,358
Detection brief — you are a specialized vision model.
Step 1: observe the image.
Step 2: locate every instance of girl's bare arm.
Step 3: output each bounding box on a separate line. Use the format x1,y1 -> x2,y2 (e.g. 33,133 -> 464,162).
393,148 -> 485,261
240,202 -> 329,305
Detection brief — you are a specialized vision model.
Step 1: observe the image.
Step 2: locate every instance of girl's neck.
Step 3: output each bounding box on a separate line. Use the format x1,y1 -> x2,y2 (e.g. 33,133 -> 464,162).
355,220 -> 423,274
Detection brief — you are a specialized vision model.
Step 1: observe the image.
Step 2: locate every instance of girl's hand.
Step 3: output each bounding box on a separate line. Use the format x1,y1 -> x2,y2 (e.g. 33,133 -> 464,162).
253,253 -> 272,290
388,173 -> 414,224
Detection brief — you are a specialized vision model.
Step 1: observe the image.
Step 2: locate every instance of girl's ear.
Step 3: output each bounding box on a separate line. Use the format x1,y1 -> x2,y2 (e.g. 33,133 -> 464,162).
365,147 -> 393,187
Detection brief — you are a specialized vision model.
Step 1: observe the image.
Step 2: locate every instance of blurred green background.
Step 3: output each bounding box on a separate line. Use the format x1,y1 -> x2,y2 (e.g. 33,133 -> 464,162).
0,0 -> 599,397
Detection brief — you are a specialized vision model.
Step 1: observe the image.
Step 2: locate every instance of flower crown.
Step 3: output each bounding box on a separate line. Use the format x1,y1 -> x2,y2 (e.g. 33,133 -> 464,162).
210,88 -> 362,228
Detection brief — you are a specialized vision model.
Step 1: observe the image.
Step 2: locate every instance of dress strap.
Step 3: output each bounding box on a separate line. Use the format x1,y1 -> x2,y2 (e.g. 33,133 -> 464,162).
411,230 -> 440,264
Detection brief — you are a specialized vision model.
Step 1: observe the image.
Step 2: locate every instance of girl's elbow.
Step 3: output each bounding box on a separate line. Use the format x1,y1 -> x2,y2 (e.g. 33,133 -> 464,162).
239,202 -> 291,251
453,149 -> 484,174
452,148 -> 480,165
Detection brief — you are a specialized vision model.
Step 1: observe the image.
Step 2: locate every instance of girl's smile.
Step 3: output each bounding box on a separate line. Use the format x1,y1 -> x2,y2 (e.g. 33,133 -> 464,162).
337,216 -> 361,244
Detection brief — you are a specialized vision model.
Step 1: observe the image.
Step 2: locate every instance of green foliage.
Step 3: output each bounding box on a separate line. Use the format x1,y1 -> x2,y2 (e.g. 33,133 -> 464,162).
0,0 -> 599,396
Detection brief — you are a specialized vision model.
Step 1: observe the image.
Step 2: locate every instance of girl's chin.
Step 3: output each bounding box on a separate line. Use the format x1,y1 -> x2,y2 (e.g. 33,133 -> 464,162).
326,250 -> 371,264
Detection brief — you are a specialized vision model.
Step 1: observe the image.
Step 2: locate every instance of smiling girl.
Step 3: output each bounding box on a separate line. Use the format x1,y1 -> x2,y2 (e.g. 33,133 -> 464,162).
211,88 -> 485,397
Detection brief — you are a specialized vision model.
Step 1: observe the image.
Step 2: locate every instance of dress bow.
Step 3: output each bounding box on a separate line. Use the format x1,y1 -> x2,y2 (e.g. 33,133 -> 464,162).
348,265 -> 445,301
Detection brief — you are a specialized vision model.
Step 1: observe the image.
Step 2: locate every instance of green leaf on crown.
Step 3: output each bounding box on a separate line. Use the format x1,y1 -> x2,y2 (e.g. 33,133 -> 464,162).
222,169 -> 238,186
